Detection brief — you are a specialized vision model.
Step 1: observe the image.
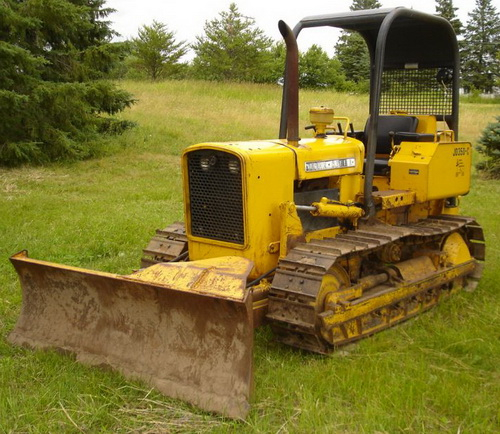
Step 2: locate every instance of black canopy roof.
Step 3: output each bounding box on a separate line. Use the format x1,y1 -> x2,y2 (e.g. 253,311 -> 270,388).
294,7 -> 459,70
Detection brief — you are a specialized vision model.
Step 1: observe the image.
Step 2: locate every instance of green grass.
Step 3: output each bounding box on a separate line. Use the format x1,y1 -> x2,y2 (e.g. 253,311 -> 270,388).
1,80 -> 499,432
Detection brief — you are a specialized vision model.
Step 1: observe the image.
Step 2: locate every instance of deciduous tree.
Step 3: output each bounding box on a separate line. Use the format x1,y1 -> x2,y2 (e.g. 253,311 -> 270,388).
300,45 -> 348,90
256,42 -> 286,84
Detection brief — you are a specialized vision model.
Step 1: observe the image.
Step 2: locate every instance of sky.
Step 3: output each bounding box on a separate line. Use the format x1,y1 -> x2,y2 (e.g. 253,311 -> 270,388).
105,0 -> 485,59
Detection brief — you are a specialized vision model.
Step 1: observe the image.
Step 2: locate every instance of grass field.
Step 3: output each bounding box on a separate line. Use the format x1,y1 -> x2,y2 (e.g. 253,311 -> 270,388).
1,80 -> 499,432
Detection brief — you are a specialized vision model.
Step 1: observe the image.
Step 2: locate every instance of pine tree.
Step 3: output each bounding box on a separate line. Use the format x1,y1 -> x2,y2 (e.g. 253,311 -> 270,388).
350,0 -> 381,10
132,21 -> 187,80
192,3 -> 272,82
461,0 -> 500,93
334,0 -> 381,88
0,0 -> 134,166
435,0 -> 463,35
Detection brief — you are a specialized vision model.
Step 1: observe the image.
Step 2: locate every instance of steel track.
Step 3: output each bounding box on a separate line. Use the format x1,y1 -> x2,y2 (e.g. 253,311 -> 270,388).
266,215 -> 485,354
141,222 -> 188,267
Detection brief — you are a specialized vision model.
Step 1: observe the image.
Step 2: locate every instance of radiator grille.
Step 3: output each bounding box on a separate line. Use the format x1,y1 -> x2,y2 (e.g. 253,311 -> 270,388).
380,68 -> 453,115
187,150 -> 244,244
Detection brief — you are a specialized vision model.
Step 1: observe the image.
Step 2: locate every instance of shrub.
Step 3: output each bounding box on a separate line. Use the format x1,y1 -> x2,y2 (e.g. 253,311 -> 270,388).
476,116 -> 500,178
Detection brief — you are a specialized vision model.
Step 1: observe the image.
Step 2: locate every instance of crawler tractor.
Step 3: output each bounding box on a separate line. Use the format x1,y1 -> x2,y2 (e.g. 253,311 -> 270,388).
9,8 -> 484,419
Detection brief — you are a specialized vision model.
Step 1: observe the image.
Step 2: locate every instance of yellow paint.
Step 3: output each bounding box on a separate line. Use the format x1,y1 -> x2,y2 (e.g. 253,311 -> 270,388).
372,190 -> 416,210
293,136 -> 365,180
279,201 -> 304,258
178,107 -> 474,287
389,141 -> 471,202
252,298 -> 268,310
305,226 -> 342,242
316,265 -> 351,308
311,197 -> 364,221
394,256 -> 436,281
320,259 -> 475,327
129,256 -> 253,301
10,251 -> 253,302
442,204 -> 460,215
309,106 -> 334,136
442,232 -> 472,266
372,175 -> 390,192
438,131 -> 455,142
332,117 -> 351,139
307,108 -> 351,140
339,174 -> 363,203
406,200 -> 444,223
415,115 -> 437,137
182,141 -> 295,279
180,133 -> 365,279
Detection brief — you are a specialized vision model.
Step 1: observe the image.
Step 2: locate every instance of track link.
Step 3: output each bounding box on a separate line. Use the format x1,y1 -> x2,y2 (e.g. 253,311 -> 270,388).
141,222 -> 188,267
266,215 -> 485,354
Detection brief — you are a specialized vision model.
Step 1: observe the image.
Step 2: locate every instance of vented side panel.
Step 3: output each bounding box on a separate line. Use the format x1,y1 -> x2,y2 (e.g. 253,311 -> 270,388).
187,150 -> 244,244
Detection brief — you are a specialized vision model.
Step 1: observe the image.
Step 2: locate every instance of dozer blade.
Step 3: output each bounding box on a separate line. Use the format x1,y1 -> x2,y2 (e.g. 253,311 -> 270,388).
8,251 -> 254,419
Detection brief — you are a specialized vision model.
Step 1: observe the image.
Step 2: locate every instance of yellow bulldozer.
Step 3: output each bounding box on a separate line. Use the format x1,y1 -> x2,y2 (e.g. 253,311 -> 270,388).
9,8 -> 484,419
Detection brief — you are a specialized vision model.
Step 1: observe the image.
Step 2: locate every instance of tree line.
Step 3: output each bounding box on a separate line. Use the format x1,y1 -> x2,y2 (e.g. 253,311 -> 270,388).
126,3 -> 352,91
127,0 -> 499,94
1,0 -> 498,166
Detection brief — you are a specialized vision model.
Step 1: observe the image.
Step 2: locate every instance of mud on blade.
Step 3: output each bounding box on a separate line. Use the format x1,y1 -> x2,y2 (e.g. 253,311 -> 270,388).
8,251 -> 254,419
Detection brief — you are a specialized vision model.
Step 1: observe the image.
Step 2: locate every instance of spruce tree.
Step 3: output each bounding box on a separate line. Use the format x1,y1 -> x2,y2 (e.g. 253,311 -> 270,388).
132,21 -> 187,81
0,0 -> 134,166
435,0 -> 463,35
334,0 -> 381,88
192,3 -> 272,82
461,0 -> 500,92
350,0 -> 381,10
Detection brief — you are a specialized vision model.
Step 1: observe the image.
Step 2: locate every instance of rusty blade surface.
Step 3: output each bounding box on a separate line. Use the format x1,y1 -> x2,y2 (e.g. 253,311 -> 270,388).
8,251 -> 254,419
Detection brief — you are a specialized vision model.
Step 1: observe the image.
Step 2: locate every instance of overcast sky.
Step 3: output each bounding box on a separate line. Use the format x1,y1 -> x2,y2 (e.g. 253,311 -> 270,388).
105,0 -> 482,59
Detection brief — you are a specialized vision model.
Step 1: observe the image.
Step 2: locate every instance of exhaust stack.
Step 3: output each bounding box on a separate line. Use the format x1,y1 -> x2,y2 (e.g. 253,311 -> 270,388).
278,20 -> 299,146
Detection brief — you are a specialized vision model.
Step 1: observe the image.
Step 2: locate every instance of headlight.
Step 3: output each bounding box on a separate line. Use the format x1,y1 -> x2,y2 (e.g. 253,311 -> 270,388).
228,159 -> 240,174
200,155 -> 217,171
200,157 -> 210,171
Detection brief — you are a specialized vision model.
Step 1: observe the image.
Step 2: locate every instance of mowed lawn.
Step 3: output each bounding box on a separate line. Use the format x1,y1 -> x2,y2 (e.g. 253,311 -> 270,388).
0,80 -> 499,432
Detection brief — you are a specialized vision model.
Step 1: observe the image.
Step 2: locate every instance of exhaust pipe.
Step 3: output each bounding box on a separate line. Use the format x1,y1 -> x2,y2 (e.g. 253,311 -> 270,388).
278,20 -> 299,146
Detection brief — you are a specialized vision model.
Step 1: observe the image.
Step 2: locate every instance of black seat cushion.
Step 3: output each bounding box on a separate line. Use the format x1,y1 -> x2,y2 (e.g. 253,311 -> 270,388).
393,132 -> 434,145
365,115 -> 419,155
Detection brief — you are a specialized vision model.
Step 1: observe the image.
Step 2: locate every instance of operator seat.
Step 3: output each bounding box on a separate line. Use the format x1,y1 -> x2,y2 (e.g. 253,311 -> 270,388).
364,115 -> 418,175
365,115 -> 419,155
